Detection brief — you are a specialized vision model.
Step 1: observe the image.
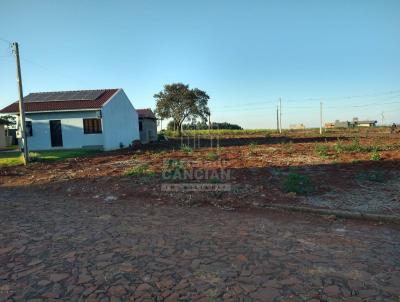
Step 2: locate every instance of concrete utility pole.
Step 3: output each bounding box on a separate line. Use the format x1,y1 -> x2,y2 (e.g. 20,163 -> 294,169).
279,98 -> 282,134
208,114 -> 212,148
12,42 -> 29,165
276,105 -> 279,132
319,102 -> 323,135
381,112 -> 384,126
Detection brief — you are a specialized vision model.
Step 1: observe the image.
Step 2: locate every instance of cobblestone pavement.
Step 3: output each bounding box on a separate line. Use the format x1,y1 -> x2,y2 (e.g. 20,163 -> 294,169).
0,189 -> 399,301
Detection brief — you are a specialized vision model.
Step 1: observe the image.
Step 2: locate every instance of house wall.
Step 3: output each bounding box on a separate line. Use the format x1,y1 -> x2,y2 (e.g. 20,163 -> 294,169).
25,111 -> 103,151
101,89 -> 139,150
0,125 -> 6,148
139,118 -> 157,143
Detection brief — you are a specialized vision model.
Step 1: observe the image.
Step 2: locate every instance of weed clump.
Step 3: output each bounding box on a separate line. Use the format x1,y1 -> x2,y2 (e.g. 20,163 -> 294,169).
207,151 -> 219,161
125,164 -> 155,177
180,145 -> 193,154
370,148 -> 381,161
314,144 -> 330,158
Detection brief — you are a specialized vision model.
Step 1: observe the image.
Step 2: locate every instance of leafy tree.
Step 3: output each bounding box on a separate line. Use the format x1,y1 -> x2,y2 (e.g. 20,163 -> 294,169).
167,121 -> 242,131
155,83 -> 210,135
0,115 -> 16,127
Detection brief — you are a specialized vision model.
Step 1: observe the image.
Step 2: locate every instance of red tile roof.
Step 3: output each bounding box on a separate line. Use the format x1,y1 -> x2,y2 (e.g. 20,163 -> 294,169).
0,89 -> 119,114
137,108 -> 156,119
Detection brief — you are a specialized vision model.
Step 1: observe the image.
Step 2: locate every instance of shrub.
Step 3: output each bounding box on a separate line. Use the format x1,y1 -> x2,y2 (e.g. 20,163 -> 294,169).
370,148 -> 381,161
314,144 -> 329,158
207,151 -> 219,161
333,139 -> 344,154
180,144 -> 193,154
283,173 -> 315,195
346,137 -> 362,152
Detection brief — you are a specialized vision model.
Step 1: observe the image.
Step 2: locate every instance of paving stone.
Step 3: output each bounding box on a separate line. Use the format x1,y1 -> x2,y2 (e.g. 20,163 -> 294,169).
1,189 -> 399,301
49,273 -> 70,283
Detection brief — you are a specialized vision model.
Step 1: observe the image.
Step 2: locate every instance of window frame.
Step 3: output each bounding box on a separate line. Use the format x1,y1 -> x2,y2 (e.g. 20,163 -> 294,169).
26,121 -> 33,136
83,118 -> 102,134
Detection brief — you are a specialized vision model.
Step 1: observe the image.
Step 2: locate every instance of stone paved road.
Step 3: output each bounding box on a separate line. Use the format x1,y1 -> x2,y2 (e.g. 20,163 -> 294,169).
0,189 -> 399,301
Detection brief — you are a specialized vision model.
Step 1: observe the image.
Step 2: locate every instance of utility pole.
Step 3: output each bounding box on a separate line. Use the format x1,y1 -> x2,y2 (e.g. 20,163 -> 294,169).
12,42 -> 29,165
209,113 -> 212,148
276,105 -> 279,133
319,102 -> 323,135
381,112 -> 384,126
279,98 -> 282,134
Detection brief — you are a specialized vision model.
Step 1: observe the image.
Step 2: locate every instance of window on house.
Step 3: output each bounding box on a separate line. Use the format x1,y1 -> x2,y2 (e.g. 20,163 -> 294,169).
83,118 -> 102,134
139,120 -> 143,131
26,121 -> 33,136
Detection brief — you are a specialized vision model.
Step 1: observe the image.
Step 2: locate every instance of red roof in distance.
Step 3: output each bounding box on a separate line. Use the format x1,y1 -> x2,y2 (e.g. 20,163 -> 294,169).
136,108 -> 156,119
0,89 -> 119,114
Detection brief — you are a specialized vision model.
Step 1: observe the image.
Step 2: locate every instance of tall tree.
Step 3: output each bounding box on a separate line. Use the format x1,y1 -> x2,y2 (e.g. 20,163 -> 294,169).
154,83 -> 210,135
0,115 -> 16,127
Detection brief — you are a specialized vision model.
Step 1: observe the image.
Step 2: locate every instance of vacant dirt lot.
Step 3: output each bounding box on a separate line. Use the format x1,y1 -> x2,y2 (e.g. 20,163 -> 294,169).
1,129 -> 399,216
0,188 -> 399,301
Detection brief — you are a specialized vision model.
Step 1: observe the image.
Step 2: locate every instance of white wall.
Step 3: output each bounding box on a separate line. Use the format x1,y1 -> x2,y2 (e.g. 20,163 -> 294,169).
102,89 -> 139,150
0,125 -> 6,148
26,111 -> 103,151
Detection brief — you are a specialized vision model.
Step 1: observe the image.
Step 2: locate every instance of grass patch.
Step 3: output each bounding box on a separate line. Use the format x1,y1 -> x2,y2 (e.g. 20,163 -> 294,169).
283,173 -> 315,195
0,149 -> 101,167
0,152 -> 24,167
124,164 -> 155,177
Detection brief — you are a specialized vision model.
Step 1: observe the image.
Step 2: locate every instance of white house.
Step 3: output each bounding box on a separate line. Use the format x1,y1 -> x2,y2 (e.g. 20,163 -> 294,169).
0,89 -> 140,151
0,122 -> 6,148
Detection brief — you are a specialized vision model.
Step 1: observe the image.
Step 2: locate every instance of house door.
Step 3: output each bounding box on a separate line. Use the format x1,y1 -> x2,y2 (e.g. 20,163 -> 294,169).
49,120 -> 63,147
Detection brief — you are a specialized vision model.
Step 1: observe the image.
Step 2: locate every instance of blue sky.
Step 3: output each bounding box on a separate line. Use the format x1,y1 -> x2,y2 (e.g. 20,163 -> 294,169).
0,0 -> 399,128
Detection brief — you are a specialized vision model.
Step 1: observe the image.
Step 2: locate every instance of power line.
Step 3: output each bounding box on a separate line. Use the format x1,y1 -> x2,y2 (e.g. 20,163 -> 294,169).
212,90 -> 400,110
0,36 -> 12,45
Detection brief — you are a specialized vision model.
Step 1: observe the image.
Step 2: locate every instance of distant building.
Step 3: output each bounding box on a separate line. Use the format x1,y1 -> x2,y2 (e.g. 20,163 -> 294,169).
325,122 -> 335,129
137,108 -> 157,144
356,120 -> 378,127
289,123 -> 306,130
333,117 -> 377,128
334,120 -> 354,128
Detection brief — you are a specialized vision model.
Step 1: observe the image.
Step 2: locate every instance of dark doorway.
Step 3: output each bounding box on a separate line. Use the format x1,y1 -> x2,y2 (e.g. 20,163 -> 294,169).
49,120 -> 63,147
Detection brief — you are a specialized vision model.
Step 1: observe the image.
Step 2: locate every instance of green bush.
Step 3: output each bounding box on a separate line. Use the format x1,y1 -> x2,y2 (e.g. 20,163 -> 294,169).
314,144 -> 329,158
370,148 -> 381,161
345,137 -> 362,152
206,151 -> 219,161
333,139 -> 344,154
180,144 -> 193,154
283,173 -> 315,195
